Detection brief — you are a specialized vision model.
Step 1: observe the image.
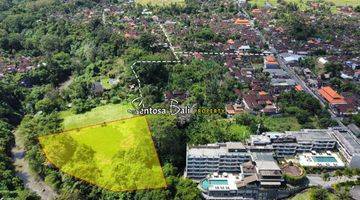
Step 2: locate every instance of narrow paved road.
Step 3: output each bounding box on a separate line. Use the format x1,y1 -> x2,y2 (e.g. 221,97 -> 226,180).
307,174 -> 359,188
158,23 -> 180,61
277,56 -> 349,130
11,130 -> 58,200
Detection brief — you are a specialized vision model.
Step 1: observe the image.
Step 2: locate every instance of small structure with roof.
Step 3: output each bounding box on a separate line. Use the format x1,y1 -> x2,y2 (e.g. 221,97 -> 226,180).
318,86 -> 347,105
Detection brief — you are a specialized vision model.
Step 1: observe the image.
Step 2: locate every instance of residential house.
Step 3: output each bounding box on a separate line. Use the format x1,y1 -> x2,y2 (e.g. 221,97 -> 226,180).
242,90 -> 279,114
318,86 -> 347,105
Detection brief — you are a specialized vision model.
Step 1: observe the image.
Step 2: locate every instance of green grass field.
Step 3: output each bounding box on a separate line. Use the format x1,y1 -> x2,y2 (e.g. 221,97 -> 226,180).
228,124 -> 251,141
100,77 -> 112,90
60,103 -> 133,130
136,0 -> 184,6
262,116 -> 301,132
39,116 -> 166,191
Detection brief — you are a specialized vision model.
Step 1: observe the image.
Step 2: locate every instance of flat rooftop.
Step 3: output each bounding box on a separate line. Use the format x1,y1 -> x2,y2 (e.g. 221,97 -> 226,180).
332,129 -> 360,155
250,135 -> 271,144
188,142 -> 247,157
286,129 -> 335,141
251,152 -> 281,171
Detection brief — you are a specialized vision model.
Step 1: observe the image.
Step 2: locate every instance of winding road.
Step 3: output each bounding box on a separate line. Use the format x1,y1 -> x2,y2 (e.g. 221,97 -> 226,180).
11,130 -> 58,200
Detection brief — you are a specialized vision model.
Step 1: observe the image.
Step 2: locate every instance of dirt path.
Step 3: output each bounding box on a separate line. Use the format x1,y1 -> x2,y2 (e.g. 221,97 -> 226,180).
11,130 -> 58,200
58,75 -> 74,91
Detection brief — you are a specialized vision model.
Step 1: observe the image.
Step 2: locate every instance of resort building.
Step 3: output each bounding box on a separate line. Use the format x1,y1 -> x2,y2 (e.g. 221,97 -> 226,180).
330,127 -> 360,168
248,129 -> 337,158
251,153 -> 283,187
185,128 -> 360,199
298,152 -> 345,168
288,129 -> 337,152
198,153 -> 283,200
185,142 -> 252,180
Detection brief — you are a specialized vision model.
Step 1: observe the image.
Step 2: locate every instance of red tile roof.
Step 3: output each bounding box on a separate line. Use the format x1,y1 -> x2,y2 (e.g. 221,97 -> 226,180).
318,86 -> 347,105
295,85 -> 303,91
235,19 -> 250,26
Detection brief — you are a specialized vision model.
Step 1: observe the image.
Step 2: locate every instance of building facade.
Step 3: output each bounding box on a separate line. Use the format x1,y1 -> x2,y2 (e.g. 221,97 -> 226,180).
248,129 -> 338,158
198,153 -> 283,200
330,127 -> 360,168
185,142 -> 252,180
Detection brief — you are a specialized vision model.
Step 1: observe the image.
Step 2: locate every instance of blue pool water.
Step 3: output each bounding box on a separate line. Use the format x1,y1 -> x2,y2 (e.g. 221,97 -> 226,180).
312,156 -> 337,163
201,179 -> 228,190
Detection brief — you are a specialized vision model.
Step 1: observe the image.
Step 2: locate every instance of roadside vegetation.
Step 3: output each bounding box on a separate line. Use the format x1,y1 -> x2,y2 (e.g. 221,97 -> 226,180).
291,187 -> 337,200
0,0 -> 358,199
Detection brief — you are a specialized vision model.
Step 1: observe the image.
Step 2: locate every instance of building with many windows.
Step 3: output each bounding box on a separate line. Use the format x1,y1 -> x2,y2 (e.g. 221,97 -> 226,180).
289,129 -> 337,152
185,128 -> 360,199
198,153 -> 283,200
330,127 -> 360,168
185,142 -> 252,180
247,129 -> 338,158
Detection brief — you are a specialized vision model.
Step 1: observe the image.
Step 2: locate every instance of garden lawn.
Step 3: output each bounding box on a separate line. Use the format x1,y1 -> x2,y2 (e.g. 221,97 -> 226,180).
248,0 -> 277,6
262,116 -> 301,132
39,116 -> 166,192
60,103 -> 133,130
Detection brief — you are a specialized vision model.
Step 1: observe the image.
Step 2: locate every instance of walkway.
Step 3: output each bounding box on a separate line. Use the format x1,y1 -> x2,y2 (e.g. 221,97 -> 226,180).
307,174 -> 359,188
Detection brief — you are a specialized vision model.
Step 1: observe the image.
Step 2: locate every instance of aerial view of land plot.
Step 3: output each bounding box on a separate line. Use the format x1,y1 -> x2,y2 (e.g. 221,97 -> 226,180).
60,103 -> 133,130
1,0 -> 359,199
38,116 -> 166,192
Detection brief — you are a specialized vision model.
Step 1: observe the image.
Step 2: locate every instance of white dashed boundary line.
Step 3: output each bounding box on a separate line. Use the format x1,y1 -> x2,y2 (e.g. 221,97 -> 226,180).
174,51 -> 273,56
130,60 -> 181,97
130,51 -> 274,97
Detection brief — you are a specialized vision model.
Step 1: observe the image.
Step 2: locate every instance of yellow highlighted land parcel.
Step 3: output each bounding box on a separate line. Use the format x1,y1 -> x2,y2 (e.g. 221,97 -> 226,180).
39,116 -> 166,192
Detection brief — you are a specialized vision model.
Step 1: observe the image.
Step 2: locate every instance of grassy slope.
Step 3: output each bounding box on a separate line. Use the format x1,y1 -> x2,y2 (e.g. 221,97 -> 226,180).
263,116 -> 301,132
60,103 -> 133,130
39,117 -> 166,191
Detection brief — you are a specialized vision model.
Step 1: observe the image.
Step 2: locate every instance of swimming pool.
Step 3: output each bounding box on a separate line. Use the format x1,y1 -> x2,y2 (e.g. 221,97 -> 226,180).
201,179 -> 228,190
312,156 -> 337,163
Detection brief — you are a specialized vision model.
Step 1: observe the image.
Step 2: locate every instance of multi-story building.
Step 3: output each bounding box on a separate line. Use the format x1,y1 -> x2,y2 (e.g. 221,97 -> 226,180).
330,127 -> 360,168
185,128 -> 360,199
251,153 -> 283,188
185,142 -> 252,180
248,129 -> 338,158
288,129 -> 337,152
198,153 -> 283,200
271,143 -> 297,157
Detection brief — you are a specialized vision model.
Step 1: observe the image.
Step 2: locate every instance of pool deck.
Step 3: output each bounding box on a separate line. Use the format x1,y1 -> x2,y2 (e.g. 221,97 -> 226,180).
298,152 -> 345,168
199,173 -> 239,192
